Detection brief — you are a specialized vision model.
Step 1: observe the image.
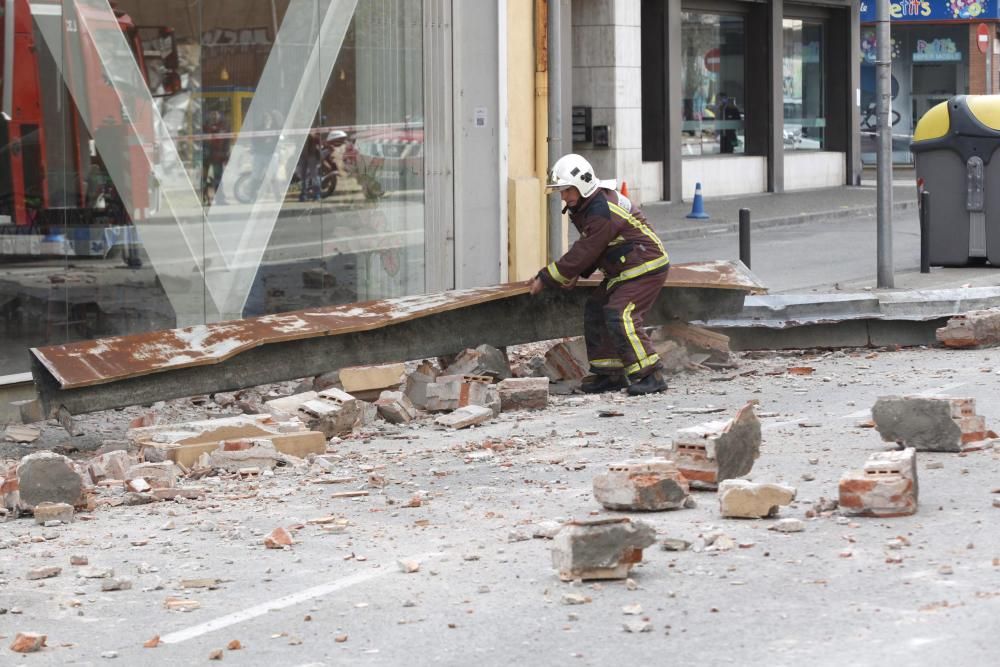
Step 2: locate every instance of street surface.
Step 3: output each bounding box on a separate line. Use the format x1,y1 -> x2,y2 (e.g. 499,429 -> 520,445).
2,346 -> 999,665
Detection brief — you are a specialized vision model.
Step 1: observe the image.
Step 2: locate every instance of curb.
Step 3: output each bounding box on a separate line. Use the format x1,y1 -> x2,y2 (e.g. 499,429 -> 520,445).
656,199 -> 918,242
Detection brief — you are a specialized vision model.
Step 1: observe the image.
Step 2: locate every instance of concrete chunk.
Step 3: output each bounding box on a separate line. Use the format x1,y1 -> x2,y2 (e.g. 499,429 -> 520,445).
339,363 -> 406,399
208,440 -> 280,472
402,361 -> 439,410
717,479 -> 797,519
550,517 -> 656,581
936,308 -> 1000,348
434,405 -> 494,429
872,395 -> 986,452
425,375 -> 497,414
498,377 -> 550,411
839,447 -> 918,517
16,451 -> 84,509
32,502 -> 74,525
87,450 -> 134,484
443,344 -> 512,380
592,458 -> 690,511
375,391 -> 419,424
671,402 -> 761,488
124,462 -> 178,489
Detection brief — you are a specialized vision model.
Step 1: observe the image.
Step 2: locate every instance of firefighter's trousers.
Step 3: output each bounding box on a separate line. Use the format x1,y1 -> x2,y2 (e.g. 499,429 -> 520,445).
583,267 -> 668,381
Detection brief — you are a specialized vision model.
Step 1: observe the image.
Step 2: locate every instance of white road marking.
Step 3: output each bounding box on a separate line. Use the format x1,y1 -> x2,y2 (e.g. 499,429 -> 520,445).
159,552 -> 443,645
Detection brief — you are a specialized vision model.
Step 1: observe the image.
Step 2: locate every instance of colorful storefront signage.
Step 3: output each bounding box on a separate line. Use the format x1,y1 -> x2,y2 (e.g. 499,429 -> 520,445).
913,37 -> 963,59
860,0 -> 999,22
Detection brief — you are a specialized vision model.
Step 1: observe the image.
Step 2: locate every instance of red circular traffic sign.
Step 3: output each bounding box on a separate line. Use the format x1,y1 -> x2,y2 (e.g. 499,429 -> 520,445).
977,23 -> 990,55
704,48 -> 721,73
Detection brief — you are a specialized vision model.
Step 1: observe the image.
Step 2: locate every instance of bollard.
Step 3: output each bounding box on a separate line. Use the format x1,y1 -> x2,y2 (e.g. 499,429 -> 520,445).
920,191 -> 930,274
738,208 -> 751,269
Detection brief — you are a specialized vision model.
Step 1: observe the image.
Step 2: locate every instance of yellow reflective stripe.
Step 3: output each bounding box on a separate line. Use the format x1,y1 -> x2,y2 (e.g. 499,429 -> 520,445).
622,302 -> 647,368
591,358 -> 624,368
626,353 -> 660,376
606,254 -> 671,289
546,262 -> 571,285
607,202 -> 667,257
608,235 -> 626,246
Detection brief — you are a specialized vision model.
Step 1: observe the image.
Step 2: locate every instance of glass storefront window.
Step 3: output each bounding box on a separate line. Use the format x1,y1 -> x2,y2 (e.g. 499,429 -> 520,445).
681,12 -> 746,157
0,0 -> 426,374
783,19 -> 825,151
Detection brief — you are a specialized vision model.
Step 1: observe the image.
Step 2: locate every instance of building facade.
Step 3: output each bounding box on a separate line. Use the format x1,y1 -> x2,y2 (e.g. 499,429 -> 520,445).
860,0 -> 1000,163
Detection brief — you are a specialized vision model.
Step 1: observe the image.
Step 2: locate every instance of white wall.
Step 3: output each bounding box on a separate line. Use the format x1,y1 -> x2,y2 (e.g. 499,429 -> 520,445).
681,156 -> 767,199
783,152 -> 847,191
640,161 -> 662,205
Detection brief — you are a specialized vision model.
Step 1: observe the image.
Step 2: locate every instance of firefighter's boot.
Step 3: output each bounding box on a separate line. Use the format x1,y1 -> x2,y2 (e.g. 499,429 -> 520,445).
580,374 -> 628,394
626,369 -> 668,396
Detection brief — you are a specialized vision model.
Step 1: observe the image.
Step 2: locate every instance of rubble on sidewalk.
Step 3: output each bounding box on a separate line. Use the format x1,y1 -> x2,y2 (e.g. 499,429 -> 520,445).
551,517 -> 656,581
442,344 -> 512,380
652,321 -> 733,367
3,424 -> 40,443
435,405 -> 494,429
839,447 -> 919,517
667,402 -> 761,488
10,632 -> 47,653
871,396 -> 989,452
402,360 -> 440,409
375,391 -> 420,424
424,375 -> 500,415
541,338 -> 589,381
592,458 -> 691,511
339,363 -> 406,400
497,377 -> 550,411
936,308 -> 1000,348
717,480 -> 797,518
15,451 -> 85,510
32,502 -> 74,525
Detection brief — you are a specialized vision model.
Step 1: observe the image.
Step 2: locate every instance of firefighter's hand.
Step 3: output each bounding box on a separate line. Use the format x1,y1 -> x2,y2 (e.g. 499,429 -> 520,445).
529,277 -> 544,296
561,277 -> 579,290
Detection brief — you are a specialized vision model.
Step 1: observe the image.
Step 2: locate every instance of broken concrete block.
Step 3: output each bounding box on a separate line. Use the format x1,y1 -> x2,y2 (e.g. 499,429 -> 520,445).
425,375 -> 495,413
375,391 -> 419,424
839,447 -> 919,518
402,361 -> 439,410
151,431 -> 325,469
124,462 -> 178,489
26,566 -> 61,580
208,440 -> 280,472
671,402 -> 761,488
4,424 -> 40,443
339,363 -> 406,400
32,502 -> 74,525
497,377 -> 549,411
435,405 -> 494,429
295,388 -> 360,437
443,344 -> 512,380
936,309 -> 1000,348
718,480 -> 796,518
264,526 -> 294,548
542,338 -> 589,381
16,451 -> 84,509
87,450 -> 133,484
651,340 -> 691,375
653,321 -> 731,360
10,632 -> 47,653
550,517 -> 656,581
872,396 -> 987,452
592,458 -> 690,511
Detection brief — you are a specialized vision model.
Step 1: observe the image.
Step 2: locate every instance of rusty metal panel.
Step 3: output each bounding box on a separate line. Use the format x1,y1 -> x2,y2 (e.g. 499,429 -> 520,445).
31,260 -> 764,397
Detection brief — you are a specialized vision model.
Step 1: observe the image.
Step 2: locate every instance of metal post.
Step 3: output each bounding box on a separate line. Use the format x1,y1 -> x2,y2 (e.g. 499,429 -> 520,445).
738,208 -> 751,269
547,0 -> 564,261
875,0 -> 894,288
920,190 -> 930,274
2,0 -> 16,120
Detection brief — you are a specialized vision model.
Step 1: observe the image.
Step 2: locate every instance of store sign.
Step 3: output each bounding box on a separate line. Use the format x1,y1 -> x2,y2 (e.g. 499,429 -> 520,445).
913,37 -> 963,61
860,0 -> 999,21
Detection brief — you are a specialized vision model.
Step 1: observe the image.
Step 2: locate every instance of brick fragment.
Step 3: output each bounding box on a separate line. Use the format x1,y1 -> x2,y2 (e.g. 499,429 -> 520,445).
264,526 -> 294,549
717,480 -> 796,518
10,632 -> 47,653
670,402 -> 760,488
87,450 -> 133,484
26,566 -> 61,580
32,502 -> 74,525
872,395 -> 987,452
550,517 -> 656,581
16,451 -> 84,509
592,458 -> 690,511
425,375 -> 498,414
209,440 -> 280,472
375,391 -> 419,424
442,344 -> 512,380
434,405 -> 494,429
839,447 -> 918,518
497,377 -> 549,412
936,308 -> 1000,348
542,338 -> 589,381
124,462 -> 178,489
402,361 -> 439,410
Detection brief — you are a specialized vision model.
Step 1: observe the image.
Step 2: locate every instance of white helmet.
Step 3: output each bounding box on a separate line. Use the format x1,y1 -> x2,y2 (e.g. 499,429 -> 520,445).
546,153 -> 599,199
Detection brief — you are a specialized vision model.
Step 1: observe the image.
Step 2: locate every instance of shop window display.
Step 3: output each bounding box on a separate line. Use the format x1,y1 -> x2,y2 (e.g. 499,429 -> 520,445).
782,19 -> 825,151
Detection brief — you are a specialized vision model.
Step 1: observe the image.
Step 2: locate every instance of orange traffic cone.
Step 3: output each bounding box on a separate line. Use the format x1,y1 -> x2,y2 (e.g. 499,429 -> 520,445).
620,181 -> 630,198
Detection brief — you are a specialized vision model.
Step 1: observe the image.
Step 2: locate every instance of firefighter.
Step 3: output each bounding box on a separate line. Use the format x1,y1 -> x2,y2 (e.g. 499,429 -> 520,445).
529,154 -> 669,396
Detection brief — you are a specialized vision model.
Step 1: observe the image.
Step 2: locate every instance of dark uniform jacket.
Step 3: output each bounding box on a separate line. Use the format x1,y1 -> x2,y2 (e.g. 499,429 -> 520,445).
537,188 -> 669,290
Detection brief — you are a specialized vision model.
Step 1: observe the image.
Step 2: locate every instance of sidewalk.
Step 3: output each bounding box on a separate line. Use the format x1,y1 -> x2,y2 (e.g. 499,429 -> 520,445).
644,182 -> 919,242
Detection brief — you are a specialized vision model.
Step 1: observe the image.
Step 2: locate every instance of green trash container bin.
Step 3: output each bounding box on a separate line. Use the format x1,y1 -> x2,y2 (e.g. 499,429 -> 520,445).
911,95 -> 1000,267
